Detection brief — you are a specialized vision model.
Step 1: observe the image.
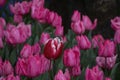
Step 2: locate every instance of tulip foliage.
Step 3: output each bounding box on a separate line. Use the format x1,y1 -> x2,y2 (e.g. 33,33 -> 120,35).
0,0 -> 120,80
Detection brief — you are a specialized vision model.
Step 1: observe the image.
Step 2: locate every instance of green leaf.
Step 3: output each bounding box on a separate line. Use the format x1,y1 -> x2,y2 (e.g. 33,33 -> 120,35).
9,49 -> 17,66
110,62 -> 120,80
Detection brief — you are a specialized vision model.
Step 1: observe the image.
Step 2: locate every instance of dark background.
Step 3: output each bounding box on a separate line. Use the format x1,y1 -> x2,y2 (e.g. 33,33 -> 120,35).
1,0 -> 120,38
48,0 -> 120,39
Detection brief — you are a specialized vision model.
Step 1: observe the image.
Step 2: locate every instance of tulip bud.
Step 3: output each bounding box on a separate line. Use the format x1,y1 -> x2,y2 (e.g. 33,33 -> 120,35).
39,32 -> 50,45
71,20 -> 85,34
44,37 -> 63,59
85,66 -> 104,80
63,46 -> 80,67
76,35 -> 91,50
69,65 -> 81,76
98,40 -> 115,57
2,60 -> 13,76
54,69 -> 70,80
71,10 -> 81,22
92,34 -> 104,48
111,17 -> 120,30
82,15 -> 97,30
114,29 -> 120,44
54,26 -> 64,37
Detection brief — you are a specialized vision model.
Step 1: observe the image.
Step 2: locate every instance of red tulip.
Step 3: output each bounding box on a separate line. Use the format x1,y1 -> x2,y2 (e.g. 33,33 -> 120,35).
44,37 -> 63,59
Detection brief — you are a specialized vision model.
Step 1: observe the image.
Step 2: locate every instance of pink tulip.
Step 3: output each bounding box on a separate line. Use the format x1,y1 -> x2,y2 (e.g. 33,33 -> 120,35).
0,17 -> 6,27
39,54 -> 52,74
69,65 -> 81,76
0,38 -> 3,48
25,55 -> 41,77
52,13 -> 62,28
20,44 -> 33,58
71,10 -> 81,22
14,15 -> 23,23
92,34 -> 104,48
10,1 -> 31,15
0,58 -> 3,75
106,55 -> 117,69
98,40 -> 115,57
4,22 -> 31,45
44,37 -> 63,59
32,43 -> 41,55
46,11 -> 55,24
16,54 -> 51,77
17,23 -> 31,43
71,20 -> 85,34
15,58 -> 27,76
31,7 -> 49,23
0,0 -> 6,6
105,77 -> 111,80
4,74 -> 20,80
2,60 -> 13,76
63,46 -> 80,67
64,69 -> 70,80
96,57 -> 105,68
111,17 -> 120,30
55,26 -> 64,36
39,32 -> 50,45
4,27 -> 21,44
96,55 -> 117,69
76,35 -> 91,50
82,15 -> 97,30
85,66 -> 104,80
114,29 -> 120,44
32,0 -> 44,8
54,69 -> 70,80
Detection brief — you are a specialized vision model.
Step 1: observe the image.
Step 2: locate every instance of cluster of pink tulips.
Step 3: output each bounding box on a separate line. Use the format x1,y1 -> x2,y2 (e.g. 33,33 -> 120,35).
0,0 -> 120,80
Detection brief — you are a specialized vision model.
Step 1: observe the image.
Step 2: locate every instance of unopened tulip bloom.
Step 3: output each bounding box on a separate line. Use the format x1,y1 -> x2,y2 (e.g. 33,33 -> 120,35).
4,74 -> 20,80
71,10 -> 81,22
14,15 -> 23,23
55,26 -> 64,36
46,11 -> 55,24
20,44 -> 33,58
25,55 -> 41,77
10,1 -> 31,15
111,17 -> 120,30
15,58 -> 27,76
2,60 -> 13,76
39,32 -> 50,45
76,35 -> 91,50
4,22 -> 31,45
69,65 -> 81,76
16,54 -> 51,77
114,29 -> 120,44
52,13 -> 62,28
71,20 -> 85,34
44,37 -> 63,59
39,54 -> 52,74
0,17 -> 6,27
54,69 -> 70,80
63,46 -> 80,67
32,43 -> 41,55
98,40 -> 115,57
82,15 -> 97,30
85,66 -> 104,80
92,34 -> 104,48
